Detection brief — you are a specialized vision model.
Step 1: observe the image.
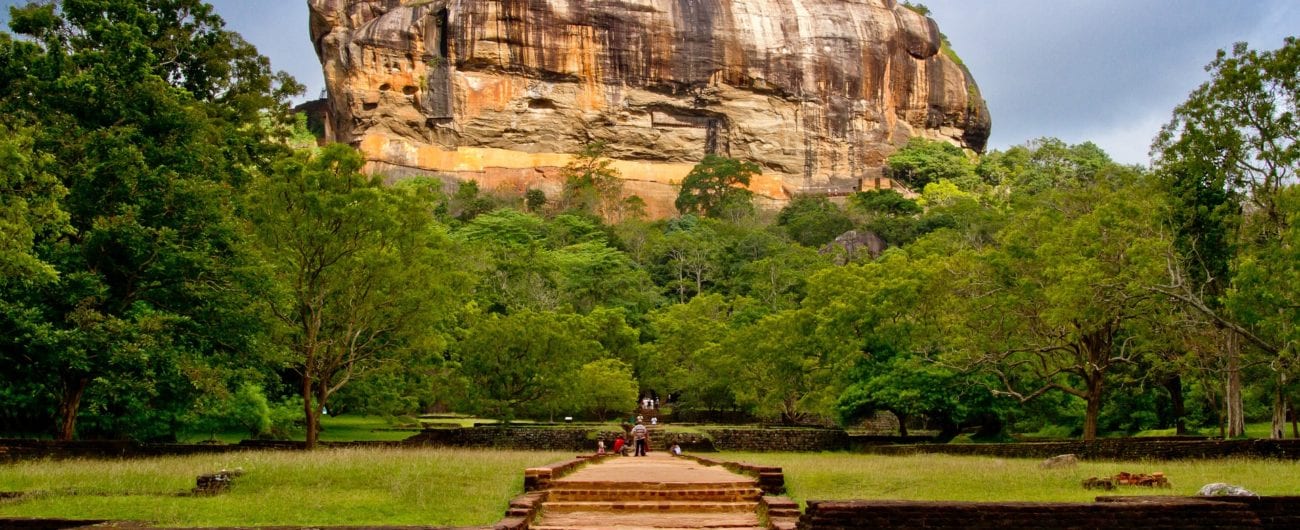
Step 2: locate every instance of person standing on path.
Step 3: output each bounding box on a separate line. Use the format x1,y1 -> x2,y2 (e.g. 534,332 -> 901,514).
632,420 -> 649,456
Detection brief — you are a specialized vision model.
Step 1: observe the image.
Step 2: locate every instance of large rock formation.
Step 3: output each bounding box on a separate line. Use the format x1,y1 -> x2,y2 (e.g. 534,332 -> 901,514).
308,0 -> 990,217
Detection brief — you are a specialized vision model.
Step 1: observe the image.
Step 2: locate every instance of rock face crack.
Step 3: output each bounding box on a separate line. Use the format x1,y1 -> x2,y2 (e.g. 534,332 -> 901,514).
308,0 -> 991,217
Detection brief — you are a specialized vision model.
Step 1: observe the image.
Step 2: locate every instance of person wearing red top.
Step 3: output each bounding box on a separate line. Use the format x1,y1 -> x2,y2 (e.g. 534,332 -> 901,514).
612,435 -> 626,455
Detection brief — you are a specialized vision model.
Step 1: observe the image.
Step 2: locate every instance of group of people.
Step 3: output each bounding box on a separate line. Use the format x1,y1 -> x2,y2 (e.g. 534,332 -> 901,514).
596,418 -> 681,457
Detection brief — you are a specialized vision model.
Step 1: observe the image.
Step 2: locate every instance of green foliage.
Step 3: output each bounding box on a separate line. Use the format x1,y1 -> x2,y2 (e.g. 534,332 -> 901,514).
675,154 -> 759,219
0,0 -> 294,440
850,189 -> 922,216
448,180 -> 497,222
1225,186 -> 1300,371
1152,38 -> 1300,438
900,2 -> 931,16
456,209 -> 660,314
560,142 -> 641,222
454,310 -> 634,421
570,359 -> 639,421
245,144 -> 466,447
886,138 -> 976,190
777,196 -> 854,247
942,174 -> 1172,440
524,188 -> 548,212
188,383 -> 278,440
0,124 -> 68,282
976,138 -> 1117,197
727,309 -> 852,424
640,294 -> 741,412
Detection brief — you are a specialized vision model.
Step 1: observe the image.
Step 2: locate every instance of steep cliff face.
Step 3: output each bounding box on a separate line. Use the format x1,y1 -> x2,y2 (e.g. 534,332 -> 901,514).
309,0 -> 990,216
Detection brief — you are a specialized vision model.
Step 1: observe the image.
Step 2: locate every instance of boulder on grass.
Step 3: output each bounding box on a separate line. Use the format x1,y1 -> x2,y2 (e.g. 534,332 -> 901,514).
1039,454 -> 1079,469
1198,483 -> 1256,497
1082,477 -> 1116,490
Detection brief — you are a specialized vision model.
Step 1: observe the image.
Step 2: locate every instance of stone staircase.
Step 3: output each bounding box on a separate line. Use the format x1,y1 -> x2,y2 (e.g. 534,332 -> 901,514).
529,454 -> 769,530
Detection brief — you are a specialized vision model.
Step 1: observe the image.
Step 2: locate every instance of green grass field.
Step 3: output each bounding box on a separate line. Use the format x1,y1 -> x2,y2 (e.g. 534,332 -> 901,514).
6,444 -> 1300,526
0,447 -> 569,527
727,452 -> 1300,506
176,415 -> 426,444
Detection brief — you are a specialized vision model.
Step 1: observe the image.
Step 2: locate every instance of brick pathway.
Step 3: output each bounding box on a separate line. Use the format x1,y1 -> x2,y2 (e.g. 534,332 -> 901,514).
531,453 -> 767,530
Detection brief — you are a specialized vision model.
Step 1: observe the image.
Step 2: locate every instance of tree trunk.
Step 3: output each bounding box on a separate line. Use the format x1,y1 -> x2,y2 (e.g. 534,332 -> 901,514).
1216,393 -> 1226,439
894,411 -> 909,437
1271,373 -> 1287,440
1164,375 -> 1187,435
934,415 -> 960,443
1290,397 -> 1298,439
303,373 -> 318,450
1224,332 -> 1245,438
57,377 -> 89,441
1082,372 -> 1103,441
315,384 -> 332,444
676,266 -> 686,303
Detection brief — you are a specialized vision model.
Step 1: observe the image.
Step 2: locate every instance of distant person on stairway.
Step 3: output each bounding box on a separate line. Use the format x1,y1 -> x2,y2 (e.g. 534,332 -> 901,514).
632,420 -> 649,456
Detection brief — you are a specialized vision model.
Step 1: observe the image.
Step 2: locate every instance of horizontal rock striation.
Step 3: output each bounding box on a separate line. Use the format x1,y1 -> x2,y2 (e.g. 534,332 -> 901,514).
309,0 -> 990,216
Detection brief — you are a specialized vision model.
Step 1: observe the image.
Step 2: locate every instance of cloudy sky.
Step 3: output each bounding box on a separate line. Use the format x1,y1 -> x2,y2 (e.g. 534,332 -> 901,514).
4,1 -> 1297,165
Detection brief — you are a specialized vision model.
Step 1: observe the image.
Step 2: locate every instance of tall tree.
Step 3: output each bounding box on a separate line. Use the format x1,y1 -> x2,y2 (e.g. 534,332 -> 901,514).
946,176 -> 1171,440
245,145 -> 463,448
675,155 -> 759,220
641,294 -> 741,413
777,196 -> 854,248
559,142 -> 642,223
453,310 -> 608,421
727,308 -> 852,424
0,1 -> 295,439
1152,38 -> 1299,437
886,137 -> 976,190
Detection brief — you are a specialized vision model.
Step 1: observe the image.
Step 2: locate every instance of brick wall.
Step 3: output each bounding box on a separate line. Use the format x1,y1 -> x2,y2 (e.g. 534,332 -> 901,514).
703,428 -> 849,452
798,497 -> 1300,529
400,426 -> 852,452
408,427 -> 720,453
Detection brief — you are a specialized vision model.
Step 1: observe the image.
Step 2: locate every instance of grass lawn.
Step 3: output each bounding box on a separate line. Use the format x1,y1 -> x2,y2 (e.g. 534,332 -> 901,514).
0,447 -> 570,527
725,452 -> 1300,505
178,415 -> 422,444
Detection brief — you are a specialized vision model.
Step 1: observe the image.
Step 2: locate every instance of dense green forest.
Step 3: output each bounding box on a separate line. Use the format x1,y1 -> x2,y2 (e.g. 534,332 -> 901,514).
2,2 -> 1298,446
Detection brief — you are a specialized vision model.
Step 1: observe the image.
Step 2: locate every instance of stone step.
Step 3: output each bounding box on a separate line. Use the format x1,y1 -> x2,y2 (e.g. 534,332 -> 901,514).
541,500 -> 759,514
532,526 -> 765,530
553,480 -> 757,490
548,487 -> 763,502
532,510 -> 763,529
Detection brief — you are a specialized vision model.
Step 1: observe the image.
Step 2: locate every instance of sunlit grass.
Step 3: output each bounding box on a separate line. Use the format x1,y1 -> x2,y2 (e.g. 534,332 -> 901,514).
726,452 -> 1300,506
1134,422 -> 1296,439
0,447 -> 570,527
178,415 -> 422,444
